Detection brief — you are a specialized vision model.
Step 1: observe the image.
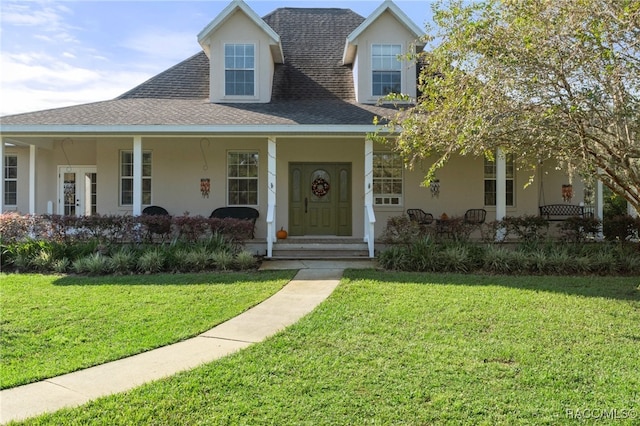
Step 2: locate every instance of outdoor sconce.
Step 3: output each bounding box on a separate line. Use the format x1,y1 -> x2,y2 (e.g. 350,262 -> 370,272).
562,184 -> 573,202
200,178 -> 210,198
430,179 -> 440,198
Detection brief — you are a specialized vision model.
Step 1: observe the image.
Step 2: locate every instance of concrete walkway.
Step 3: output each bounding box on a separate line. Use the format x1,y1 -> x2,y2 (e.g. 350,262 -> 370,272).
0,260 -> 375,424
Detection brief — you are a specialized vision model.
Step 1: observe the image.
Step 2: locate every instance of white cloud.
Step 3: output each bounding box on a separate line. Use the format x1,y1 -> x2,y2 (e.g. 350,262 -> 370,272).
0,53 -> 152,116
121,29 -> 200,64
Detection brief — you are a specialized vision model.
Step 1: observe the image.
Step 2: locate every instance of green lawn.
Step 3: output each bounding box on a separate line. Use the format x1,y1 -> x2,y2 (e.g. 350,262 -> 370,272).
0,271 -> 296,389
10,271 -> 640,425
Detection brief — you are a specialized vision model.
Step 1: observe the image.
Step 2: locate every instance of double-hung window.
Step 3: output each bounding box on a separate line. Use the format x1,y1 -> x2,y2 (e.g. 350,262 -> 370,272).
120,151 -> 152,205
373,152 -> 403,205
372,44 -> 402,96
225,43 -> 255,96
227,151 -> 258,205
4,155 -> 17,205
484,154 -> 514,206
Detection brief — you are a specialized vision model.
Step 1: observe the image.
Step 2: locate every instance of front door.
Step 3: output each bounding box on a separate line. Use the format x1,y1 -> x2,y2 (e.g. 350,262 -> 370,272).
58,166 -> 97,216
289,163 -> 351,236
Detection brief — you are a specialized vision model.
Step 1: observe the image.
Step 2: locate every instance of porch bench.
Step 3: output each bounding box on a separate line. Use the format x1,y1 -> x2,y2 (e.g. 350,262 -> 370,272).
210,207 -> 259,238
539,204 -> 584,221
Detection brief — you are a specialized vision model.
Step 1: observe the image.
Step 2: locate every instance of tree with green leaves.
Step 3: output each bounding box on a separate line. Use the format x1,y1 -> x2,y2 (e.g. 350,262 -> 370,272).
377,0 -> 639,212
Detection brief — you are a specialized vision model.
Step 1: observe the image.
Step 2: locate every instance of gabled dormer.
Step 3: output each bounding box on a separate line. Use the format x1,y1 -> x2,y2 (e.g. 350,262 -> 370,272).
198,0 -> 284,103
342,0 -> 424,104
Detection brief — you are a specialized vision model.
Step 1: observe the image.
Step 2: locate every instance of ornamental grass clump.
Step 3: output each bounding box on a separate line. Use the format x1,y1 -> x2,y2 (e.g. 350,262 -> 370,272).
211,250 -> 234,271
137,249 -> 165,274
109,247 -> 136,275
234,250 -> 258,270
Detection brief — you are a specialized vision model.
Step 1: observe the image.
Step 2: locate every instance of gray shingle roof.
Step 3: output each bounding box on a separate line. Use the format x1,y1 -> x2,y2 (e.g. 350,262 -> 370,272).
264,8 -> 364,100
1,7 -> 400,128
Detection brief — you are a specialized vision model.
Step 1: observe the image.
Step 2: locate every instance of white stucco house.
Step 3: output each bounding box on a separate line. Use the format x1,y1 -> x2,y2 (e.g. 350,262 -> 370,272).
0,0 -> 597,257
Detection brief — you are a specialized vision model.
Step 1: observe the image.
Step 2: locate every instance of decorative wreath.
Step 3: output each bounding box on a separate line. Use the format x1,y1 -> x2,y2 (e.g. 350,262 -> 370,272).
311,177 -> 330,197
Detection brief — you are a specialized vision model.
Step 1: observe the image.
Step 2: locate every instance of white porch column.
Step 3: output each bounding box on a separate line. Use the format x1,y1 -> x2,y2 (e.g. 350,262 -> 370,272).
266,137 -> 277,257
132,136 -> 143,216
29,145 -> 36,215
495,148 -> 507,241
364,138 -> 375,257
0,139 -> 4,213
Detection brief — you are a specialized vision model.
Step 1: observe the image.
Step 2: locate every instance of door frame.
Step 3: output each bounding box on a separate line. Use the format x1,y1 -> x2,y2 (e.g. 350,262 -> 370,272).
288,162 -> 352,236
57,165 -> 97,216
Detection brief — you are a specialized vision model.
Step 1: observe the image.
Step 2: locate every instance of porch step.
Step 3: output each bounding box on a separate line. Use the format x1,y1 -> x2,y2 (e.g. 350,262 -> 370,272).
269,238 -> 372,260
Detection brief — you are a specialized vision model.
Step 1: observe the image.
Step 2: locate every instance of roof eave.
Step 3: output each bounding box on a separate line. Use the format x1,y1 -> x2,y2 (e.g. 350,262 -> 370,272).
0,124 -> 389,137
343,0 -> 425,63
197,0 -> 284,63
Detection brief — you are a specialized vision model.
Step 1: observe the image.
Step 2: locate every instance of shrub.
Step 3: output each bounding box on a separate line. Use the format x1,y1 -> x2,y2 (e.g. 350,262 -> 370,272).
559,216 -> 602,242
137,249 -> 165,274
235,251 -> 258,270
109,247 -> 136,275
211,250 -> 234,271
604,215 -> 640,241
380,216 -> 425,246
51,258 -> 70,274
502,215 -> 550,242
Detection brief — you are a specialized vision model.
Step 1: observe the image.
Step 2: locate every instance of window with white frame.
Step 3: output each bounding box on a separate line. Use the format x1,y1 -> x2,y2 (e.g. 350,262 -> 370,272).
372,44 -> 402,96
4,155 -> 17,205
120,151 -> 152,205
225,43 -> 255,96
373,152 -> 403,205
484,154 -> 514,206
227,151 -> 258,205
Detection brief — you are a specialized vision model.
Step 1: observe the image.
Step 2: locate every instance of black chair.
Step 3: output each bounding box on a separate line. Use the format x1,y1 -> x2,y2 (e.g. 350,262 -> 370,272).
407,209 -> 434,225
210,207 -> 259,239
142,205 -> 169,216
463,209 -> 487,225
141,206 -> 171,238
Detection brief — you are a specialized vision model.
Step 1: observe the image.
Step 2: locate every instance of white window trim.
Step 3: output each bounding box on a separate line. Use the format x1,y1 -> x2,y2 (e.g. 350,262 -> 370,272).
484,155 -> 515,207
119,150 -> 152,207
223,42 -> 258,100
370,43 -> 404,100
373,151 -> 403,207
4,154 -> 17,206
226,150 -> 259,206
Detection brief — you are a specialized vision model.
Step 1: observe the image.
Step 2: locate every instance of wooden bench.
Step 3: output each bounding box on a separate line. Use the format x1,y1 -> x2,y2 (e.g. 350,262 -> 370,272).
210,207 -> 259,238
539,204 -> 584,221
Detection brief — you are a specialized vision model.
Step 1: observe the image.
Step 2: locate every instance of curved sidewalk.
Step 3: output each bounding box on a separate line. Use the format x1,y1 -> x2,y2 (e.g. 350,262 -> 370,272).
0,262 -> 374,424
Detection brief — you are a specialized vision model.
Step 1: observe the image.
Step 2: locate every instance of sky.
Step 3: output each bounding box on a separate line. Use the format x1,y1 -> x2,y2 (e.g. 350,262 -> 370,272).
0,0 -> 436,116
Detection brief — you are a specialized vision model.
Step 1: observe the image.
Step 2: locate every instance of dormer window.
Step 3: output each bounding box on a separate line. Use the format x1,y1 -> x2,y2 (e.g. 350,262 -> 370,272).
372,44 -> 402,96
224,43 -> 255,96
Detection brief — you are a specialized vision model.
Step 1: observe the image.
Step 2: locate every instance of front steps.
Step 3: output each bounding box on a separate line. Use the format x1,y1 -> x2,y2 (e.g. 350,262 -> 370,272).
268,237 -> 372,260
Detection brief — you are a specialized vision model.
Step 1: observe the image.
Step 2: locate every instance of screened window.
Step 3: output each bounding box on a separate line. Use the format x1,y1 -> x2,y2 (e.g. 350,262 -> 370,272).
372,44 -> 402,96
120,151 -> 152,205
4,155 -> 17,205
225,43 -> 255,96
484,154 -> 514,206
373,152 -> 403,205
227,152 -> 258,205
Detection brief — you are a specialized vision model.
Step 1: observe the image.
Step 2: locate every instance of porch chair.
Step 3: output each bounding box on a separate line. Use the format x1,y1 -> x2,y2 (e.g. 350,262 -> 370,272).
141,205 -> 171,239
463,208 -> 487,225
407,209 -> 434,225
142,205 -> 169,216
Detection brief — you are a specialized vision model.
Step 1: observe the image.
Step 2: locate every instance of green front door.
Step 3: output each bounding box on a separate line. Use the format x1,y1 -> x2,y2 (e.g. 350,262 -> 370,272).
289,163 -> 351,236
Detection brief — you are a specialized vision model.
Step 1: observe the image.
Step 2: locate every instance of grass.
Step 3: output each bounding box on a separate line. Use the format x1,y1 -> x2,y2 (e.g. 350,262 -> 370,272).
9,272 -> 640,425
0,271 -> 296,389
